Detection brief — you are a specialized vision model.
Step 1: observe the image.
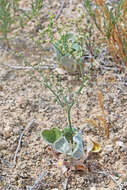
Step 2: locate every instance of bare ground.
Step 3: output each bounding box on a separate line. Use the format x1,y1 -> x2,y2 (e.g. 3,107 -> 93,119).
0,0 -> 127,190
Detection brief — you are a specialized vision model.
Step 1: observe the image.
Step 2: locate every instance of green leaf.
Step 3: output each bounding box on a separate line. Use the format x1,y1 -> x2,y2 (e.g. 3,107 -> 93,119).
52,42 -> 63,60
62,127 -> 76,142
72,43 -> 81,51
72,132 -> 84,160
72,143 -> 84,160
64,33 -> 74,41
73,132 -> 83,144
54,136 -> 72,155
41,127 -> 62,144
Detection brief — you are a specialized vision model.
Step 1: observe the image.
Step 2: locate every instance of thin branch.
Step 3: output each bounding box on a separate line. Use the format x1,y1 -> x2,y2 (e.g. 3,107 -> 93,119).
56,0 -> 66,20
98,171 -> 123,190
28,171 -> 47,190
44,81 -> 65,108
63,177 -> 69,190
1,63 -> 55,71
36,69 -> 65,108
13,119 -> 35,165
108,173 -> 123,190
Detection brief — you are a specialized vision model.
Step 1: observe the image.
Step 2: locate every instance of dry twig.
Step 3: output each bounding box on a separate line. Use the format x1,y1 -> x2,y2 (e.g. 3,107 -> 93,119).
1,63 -> 55,71
98,171 -> 123,190
97,91 -> 109,138
56,0 -> 66,20
63,178 -> 69,190
13,119 -> 35,165
27,171 -> 47,190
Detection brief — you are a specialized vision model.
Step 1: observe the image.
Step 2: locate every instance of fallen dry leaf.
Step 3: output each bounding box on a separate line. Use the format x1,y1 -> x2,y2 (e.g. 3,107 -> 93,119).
87,138 -> 101,153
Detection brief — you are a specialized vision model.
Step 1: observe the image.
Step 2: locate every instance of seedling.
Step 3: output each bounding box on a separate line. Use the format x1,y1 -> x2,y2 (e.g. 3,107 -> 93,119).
41,126 -> 101,173
42,127 -> 83,157
29,11 -> 101,173
38,71 -> 100,172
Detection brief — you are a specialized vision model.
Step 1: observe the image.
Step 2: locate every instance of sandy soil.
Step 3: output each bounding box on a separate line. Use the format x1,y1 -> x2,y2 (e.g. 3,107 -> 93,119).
0,0 -> 127,190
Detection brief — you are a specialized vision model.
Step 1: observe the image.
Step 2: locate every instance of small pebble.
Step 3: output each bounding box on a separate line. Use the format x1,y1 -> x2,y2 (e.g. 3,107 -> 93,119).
0,140 -> 7,150
3,126 -> 13,139
104,144 -> 114,153
116,141 -> 124,147
90,187 -> 96,190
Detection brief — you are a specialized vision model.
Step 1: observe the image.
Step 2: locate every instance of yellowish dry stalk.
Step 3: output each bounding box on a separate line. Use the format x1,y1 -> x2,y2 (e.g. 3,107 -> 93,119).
97,91 -> 109,138
94,0 -> 127,66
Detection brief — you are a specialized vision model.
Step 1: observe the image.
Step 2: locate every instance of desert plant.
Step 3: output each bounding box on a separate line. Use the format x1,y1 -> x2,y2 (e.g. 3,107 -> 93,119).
37,68 -> 100,173
0,0 -> 43,47
37,12 -> 97,74
0,0 -> 13,47
53,32 -> 84,60
24,6 -> 101,172
53,32 -> 86,75
41,126 -> 100,173
84,0 -> 127,66
42,128 -> 84,160
31,0 -> 43,17
0,0 -> 27,47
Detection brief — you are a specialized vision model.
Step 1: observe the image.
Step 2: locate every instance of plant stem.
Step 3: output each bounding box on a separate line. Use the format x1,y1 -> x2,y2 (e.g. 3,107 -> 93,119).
76,67 -> 89,95
67,99 -> 74,129
44,80 -> 65,108
33,67 -> 65,108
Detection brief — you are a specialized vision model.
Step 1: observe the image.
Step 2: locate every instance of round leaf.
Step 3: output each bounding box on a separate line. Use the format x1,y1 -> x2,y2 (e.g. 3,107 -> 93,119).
41,128 -> 62,145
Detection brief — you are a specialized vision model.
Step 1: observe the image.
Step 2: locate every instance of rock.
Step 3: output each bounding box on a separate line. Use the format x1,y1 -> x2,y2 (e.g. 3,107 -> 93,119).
0,85 -> 3,91
104,144 -> 113,153
121,146 -> 127,152
0,140 -> 7,150
90,187 -> 97,190
116,141 -> 124,147
3,126 -> 13,139
2,70 -> 16,81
